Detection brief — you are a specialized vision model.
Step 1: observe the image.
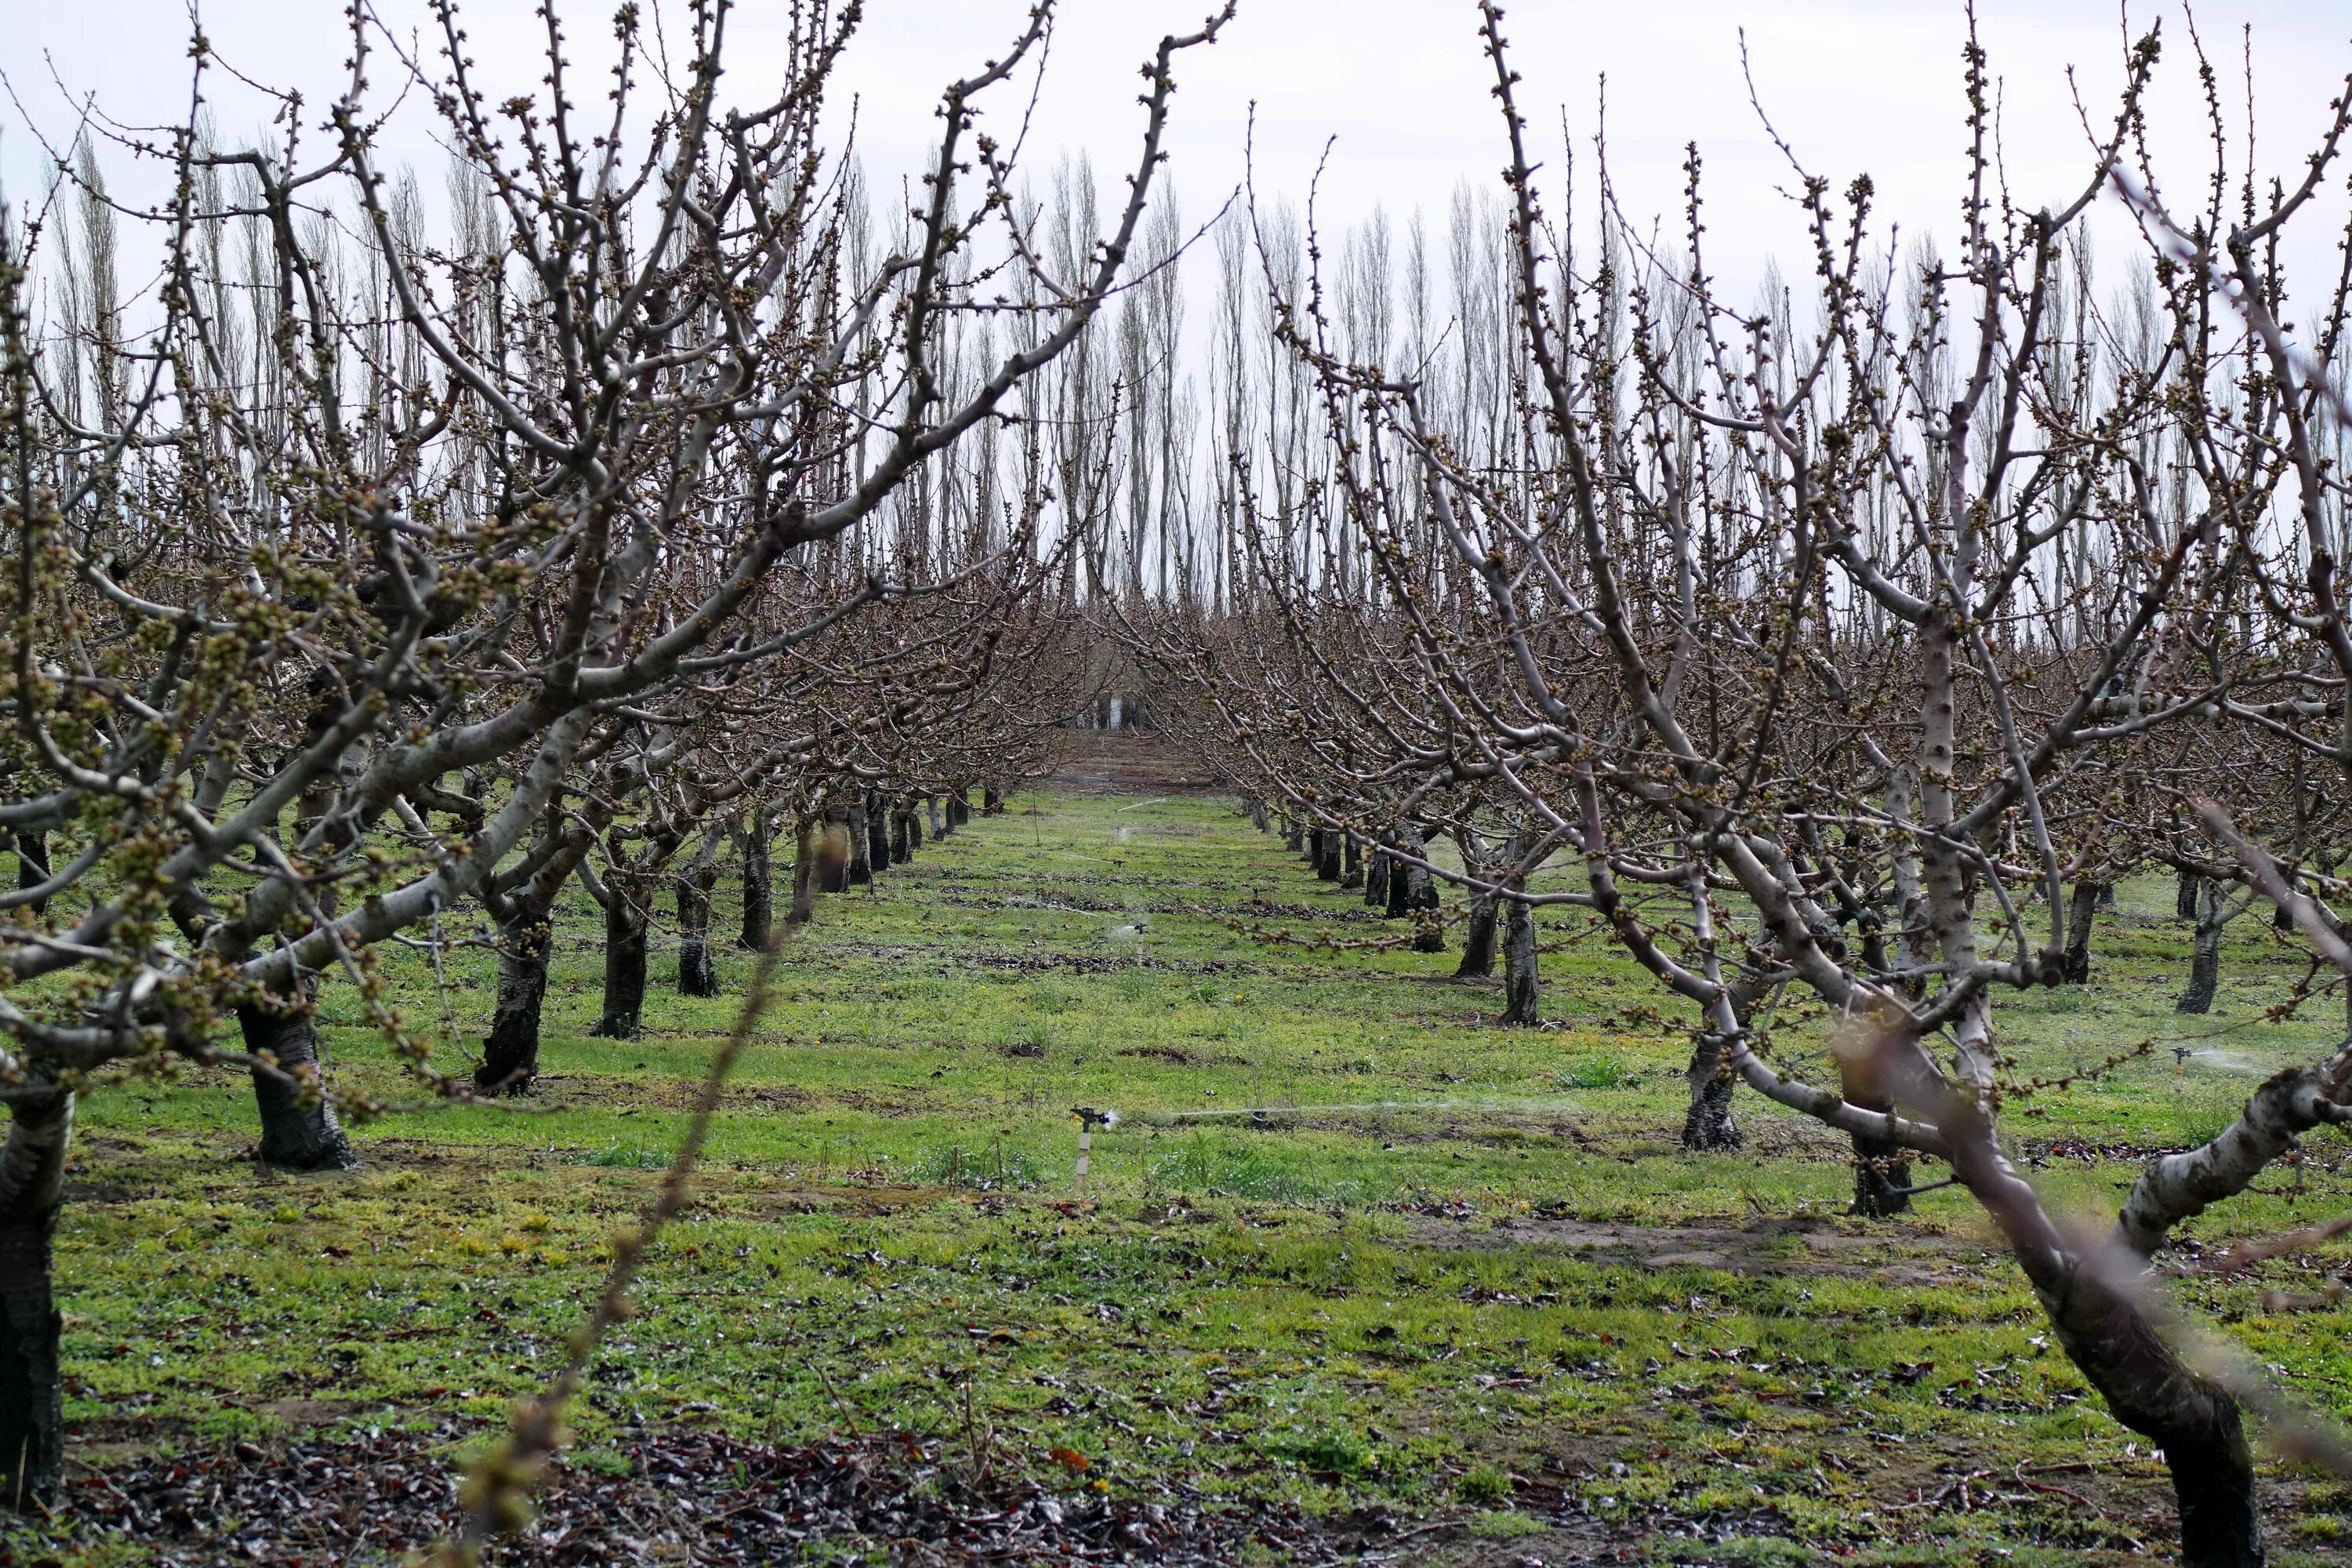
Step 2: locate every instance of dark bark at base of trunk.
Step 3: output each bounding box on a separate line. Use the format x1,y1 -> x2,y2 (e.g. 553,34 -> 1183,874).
1283,823 -> 1304,855
949,793 -> 970,828
2178,880 -> 2223,1014
1365,851 -> 1389,908
2177,869 -> 2201,921
0,1212 -> 61,1512
1247,799 -> 1269,833
2063,880 -> 2101,984
1457,900 -> 1498,978
591,891 -> 650,1039
677,869 -> 718,997
1341,837 -> 1363,889
0,1089 -> 70,1513
13,832 -> 49,917
846,804 -> 873,886
1316,837 -> 1342,882
739,827 -> 774,951
984,788 -> 1004,815
1499,898 -> 1537,1024
789,819 -> 817,924
1682,1040 -> 1743,1150
241,995 -> 359,1171
1849,1104 -> 1912,1218
891,811 -> 913,865
1305,827 -> 1323,866
476,922 -> 550,1094
927,798 -> 945,840
1385,851 -> 1412,920
868,803 -> 891,874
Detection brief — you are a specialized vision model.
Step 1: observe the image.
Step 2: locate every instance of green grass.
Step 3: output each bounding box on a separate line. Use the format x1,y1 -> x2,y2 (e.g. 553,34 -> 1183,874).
16,790 -> 2352,1563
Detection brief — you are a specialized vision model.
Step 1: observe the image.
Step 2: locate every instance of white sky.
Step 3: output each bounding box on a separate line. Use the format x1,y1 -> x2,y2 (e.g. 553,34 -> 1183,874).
5,2 -> 2350,320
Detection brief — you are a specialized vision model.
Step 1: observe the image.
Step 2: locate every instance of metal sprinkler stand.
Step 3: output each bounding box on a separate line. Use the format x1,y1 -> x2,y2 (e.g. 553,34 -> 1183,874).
1072,1106 -> 1118,1196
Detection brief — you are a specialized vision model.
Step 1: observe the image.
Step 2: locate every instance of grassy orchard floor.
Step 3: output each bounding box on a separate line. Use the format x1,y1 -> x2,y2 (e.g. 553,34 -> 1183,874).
17,789 -> 2352,1564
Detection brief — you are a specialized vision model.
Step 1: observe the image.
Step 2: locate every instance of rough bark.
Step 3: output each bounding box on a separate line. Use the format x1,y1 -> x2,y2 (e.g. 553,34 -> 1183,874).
739,812 -> 775,951
1847,1088 -> 1912,1217
890,806 -> 913,865
1341,836 -> 1363,889
984,787 -> 1004,815
591,878 -> 651,1038
476,916 -> 551,1094
1682,1036 -> 1744,1149
1316,833 -> 1342,882
0,1088 -> 71,1512
1385,845 -> 1411,919
845,801 -> 873,886
2177,877 -> 2223,1014
867,797 -> 891,874
1499,895 -> 1539,1023
676,861 -> 719,998
2062,879 -> 2102,984
1247,798 -> 1269,833
2177,869 -> 2201,921
909,801 -> 925,851
789,818 -> 818,924
13,832 -> 49,917
927,797 -> 946,840
1457,897 -> 1498,978
241,982 -> 359,1171
1283,821 -> 1304,854
1365,849 -> 1390,908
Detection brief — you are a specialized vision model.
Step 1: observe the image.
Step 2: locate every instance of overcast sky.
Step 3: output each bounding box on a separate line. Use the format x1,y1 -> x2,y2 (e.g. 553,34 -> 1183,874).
5,2 -> 2350,314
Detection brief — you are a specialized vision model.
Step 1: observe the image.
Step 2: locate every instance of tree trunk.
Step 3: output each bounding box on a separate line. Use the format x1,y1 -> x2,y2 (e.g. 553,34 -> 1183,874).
984,787 -> 1004,815
1341,836 -> 1363,889
2177,869 -> 2201,921
13,832 -> 49,916
1365,849 -> 1389,909
789,818 -> 817,924
1385,844 -> 1412,919
2062,879 -> 2102,985
1457,897 -> 1498,978
846,801 -> 873,887
591,877 -> 651,1038
0,1088 -> 71,1512
927,796 -> 946,840
949,790 -> 970,828
739,812 -> 774,951
1401,838 -> 1441,951
1499,895 -> 1538,1023
241,983 -> 359,1171
1248,798 -> 1269,833
2177,878 -> 2224,1014
1306,826 -> 1325,867
676,862 -> 718,998
909,800 -> 925,851
891,806 -> 913,865
1848,1092 -> 1911,1217
476,915 -> 550,1094
1283,820 -> 1304,855
1316,833 -> 1342,882
867,797 -> 891,874
1682,1034 -> 1743,1150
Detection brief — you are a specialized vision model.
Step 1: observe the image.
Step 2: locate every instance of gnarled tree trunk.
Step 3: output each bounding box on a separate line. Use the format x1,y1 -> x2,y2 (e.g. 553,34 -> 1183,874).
1498,894 -> 1538,1023
845,801 -> 873,886
241,977 -> 359,1171
867,796 -> 891,874
477,915 -> 551,1094
1365,848 -> 1389,908
891,804 -> 913,864
0,1087 -> 71,1513
1316,833 -> 1342,882
1341,836 -> 1363,889
739,810 -> 775,951
2178,877 -> 2224,1014
13,832 -> 49,917
789,817 -> 818,924
676,850 -> 719,998
1457,896 -> 1497,978
591,873 -> 652,1038
2062,878 -> 2102,984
